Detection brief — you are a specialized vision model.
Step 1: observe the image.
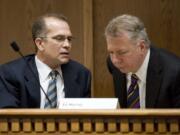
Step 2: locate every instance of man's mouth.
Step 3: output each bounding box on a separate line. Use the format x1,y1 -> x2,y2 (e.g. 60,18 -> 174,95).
60,52 -> 69,55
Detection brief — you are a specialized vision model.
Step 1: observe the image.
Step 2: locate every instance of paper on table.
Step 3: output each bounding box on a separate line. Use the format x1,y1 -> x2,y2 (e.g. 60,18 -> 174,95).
58,98 -> 119,109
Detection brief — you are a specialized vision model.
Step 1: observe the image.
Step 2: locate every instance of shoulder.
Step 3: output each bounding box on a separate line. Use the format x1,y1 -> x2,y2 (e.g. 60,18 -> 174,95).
0,54 -> 35,73
61,59 -> 90,73
151,46 -> 180,63
150,46 -> 180,71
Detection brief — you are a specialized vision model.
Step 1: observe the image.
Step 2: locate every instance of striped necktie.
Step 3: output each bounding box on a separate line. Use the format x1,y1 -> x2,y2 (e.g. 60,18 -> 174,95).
44,70 -> 58,108
127,74 -> 140,108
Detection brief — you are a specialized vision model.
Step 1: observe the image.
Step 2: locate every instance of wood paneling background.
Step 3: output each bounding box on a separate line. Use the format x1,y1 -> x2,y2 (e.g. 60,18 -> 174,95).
0,0 -> 179,97
0,0 -> 86,64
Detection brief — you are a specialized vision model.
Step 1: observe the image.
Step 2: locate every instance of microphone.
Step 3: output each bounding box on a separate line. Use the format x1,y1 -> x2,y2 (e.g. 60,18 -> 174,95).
10,41 -> 53,108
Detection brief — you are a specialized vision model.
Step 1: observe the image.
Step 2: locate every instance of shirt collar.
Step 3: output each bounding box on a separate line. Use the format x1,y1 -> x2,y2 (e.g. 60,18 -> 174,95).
127,49 -> 150,83
35,56 -> 62,82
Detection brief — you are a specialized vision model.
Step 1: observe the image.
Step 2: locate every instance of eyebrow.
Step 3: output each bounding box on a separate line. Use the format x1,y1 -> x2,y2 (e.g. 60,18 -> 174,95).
52,34 -> 73,37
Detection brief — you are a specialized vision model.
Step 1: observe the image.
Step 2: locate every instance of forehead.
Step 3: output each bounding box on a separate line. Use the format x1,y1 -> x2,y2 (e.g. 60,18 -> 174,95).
106,35 -> 133,49
44,17 -> 71,35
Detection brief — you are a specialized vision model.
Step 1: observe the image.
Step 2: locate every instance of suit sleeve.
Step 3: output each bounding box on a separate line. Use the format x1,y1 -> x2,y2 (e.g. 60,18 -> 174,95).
84,70 -> 91,97
171,69 -> 180,107
0,67 -> 20,108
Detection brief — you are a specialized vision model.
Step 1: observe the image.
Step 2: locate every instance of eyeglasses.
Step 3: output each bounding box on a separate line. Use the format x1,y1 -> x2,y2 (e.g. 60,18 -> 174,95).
40,35 -> 75,44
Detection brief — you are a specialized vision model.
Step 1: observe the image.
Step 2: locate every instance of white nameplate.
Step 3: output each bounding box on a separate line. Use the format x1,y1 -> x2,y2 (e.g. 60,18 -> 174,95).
58,98 -> 118,109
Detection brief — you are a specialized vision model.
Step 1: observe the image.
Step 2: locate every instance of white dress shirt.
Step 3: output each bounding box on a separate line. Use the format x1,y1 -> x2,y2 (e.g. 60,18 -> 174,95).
35,56 -> 65,108
126,49 -> 150,108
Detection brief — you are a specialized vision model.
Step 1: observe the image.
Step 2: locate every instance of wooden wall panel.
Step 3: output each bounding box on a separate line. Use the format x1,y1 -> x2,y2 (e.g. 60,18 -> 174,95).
0,0 -> 180,98
93,0 -> 180,97
0,0 -> 85,65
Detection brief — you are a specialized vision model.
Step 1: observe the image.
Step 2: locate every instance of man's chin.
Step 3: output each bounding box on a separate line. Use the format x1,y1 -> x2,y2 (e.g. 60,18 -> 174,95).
117,67 -> 128,73
59,58 -> 70,65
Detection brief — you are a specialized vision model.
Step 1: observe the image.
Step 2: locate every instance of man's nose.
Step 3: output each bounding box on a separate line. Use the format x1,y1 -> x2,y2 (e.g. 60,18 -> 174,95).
62,39 -> 71,47
111,54 -> 122,63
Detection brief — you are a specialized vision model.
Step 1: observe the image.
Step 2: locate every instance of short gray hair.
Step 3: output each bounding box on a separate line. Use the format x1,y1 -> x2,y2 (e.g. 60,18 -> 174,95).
105,14 -> 150,47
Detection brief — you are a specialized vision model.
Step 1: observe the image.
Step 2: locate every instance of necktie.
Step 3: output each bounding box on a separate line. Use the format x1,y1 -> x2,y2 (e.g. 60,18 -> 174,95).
44,70 -> 58,108
127,74 -> 140,108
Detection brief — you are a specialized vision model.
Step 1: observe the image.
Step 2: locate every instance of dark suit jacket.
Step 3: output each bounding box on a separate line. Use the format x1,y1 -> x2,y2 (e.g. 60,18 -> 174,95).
107,46 -> 180,108
0,54 -> 91,108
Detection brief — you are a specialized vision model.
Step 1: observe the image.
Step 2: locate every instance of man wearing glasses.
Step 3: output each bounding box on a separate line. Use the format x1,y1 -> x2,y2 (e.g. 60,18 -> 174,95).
0,13 -> 91,108
105,14 -> 180,108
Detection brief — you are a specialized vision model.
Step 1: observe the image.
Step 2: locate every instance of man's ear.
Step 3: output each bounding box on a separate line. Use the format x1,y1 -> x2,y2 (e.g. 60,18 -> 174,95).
138,40 -> 146,51
35,38 -> 44,51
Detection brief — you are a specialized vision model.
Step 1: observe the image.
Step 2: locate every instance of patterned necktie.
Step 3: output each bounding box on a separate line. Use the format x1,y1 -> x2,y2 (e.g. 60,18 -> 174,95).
127,74 -> 140,108
44,70 -> 58,108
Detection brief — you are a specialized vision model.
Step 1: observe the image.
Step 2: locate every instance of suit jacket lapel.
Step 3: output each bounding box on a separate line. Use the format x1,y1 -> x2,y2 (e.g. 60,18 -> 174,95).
107,57 -> 127,108
113,69 -> 127,108
61,62 -> 81,97
146,47 -> 163,108
118,74 -> 127,108
24,56 -> 40,107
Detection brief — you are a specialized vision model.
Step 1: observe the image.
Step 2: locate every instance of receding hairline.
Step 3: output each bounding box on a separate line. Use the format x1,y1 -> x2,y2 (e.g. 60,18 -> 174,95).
32,13 -> 69,39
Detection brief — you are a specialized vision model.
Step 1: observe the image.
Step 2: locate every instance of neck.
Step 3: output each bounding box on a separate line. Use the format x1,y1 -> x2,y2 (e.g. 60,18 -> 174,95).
36,53 -> 59,69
